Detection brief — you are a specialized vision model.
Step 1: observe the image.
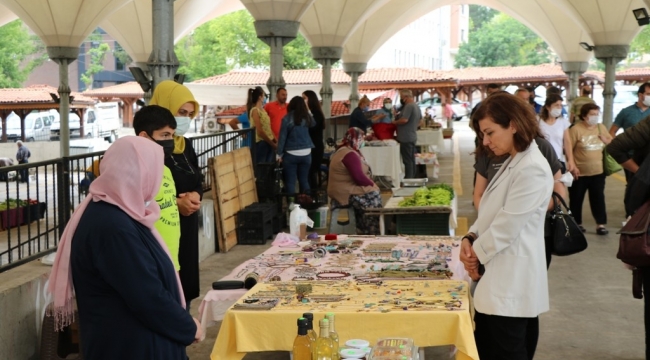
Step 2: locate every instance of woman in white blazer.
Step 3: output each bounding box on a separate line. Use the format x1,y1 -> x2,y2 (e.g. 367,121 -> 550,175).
461,92 -> 554,360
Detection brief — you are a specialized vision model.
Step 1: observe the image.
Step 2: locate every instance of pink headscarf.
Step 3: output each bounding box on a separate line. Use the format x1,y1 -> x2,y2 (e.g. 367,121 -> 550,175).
47,136 -> 185,330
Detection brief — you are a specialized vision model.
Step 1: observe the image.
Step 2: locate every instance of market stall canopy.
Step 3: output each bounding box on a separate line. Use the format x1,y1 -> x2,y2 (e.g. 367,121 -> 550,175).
0,3 -> 17,27
1,0 -> 130,47
343,0 -> 594,64
240,0 -> 315,20
100,0 -> 243,64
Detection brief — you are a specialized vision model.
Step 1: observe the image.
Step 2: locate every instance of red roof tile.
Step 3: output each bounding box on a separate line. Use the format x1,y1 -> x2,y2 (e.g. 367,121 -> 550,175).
83,81 -> 144,98
0,84 -> 94,105
194,68 -> 453,86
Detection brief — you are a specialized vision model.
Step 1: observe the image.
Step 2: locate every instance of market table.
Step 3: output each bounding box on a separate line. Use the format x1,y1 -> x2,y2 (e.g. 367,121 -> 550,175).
210,280 -> 478,360
416,128 -> 444,152
198,236 -> 467,335
415,152 -> 440,179
360,143 -> 402,187
365,196 -> 458,236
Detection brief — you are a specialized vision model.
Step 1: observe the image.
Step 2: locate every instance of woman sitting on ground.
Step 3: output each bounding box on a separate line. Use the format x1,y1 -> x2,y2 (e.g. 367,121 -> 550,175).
327,127 -> 382,235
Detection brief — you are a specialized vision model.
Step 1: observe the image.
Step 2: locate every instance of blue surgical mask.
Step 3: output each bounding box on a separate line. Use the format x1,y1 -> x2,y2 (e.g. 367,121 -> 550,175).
263,98 -> 268,106
359,141 -> 366,149
364,106 -> 370,111
174,116 -> 191,136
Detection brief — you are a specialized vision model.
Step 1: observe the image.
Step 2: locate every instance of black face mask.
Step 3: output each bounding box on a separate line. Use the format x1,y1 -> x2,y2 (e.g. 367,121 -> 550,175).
399,99 -> 406,106
154,139 -> 174,155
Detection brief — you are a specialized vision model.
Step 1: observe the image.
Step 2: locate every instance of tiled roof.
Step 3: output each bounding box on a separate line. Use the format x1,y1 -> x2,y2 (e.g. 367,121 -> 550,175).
83,81 -> 144,98
448,64 -> 568,83
193,64 -> 610,88
0,84 -> 94,105
616,68 -> 650,79
194,68 -> 453,86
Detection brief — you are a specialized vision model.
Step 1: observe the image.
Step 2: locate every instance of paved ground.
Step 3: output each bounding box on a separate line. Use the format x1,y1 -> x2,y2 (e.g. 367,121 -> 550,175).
187,119 -> 643,359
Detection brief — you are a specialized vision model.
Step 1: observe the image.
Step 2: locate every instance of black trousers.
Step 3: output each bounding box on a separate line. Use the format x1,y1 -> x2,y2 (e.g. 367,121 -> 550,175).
568,173 -> 607,225
475,311 -> 539,360
400,141 -> 416,179
308,144 -> 324,189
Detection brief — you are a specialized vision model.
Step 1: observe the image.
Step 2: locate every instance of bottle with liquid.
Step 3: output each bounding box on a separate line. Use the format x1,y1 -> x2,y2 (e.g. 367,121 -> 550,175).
314,318 -> 334,360
325,313 -> 340,360
292,317 -> 312,360
302,313 -> 318,345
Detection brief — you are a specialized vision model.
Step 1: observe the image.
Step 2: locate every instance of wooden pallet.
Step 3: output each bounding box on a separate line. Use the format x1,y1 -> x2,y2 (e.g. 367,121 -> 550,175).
209,148 -> 258,253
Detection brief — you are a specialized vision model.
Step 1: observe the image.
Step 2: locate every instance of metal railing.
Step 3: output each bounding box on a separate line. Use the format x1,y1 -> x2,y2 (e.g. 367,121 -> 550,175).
0,129 -> 254,273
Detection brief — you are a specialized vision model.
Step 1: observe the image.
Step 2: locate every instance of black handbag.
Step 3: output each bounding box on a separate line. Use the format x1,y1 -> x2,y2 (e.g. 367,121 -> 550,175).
547,192 -> 588,256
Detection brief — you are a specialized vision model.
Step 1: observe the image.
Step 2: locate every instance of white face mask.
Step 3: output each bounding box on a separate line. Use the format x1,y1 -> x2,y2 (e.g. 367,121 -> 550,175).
549,108 -> 562,118
384,103 -> 393,110
587,115 -> 599,126
643,96 -> 650,107
174,116 -> 191,136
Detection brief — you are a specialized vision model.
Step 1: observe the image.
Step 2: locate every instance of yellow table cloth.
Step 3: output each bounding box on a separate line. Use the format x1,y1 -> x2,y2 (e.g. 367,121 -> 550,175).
211,280 -> 478,360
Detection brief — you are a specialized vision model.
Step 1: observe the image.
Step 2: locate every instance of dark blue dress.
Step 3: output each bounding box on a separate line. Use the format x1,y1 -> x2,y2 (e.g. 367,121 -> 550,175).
71,201 -> 196,360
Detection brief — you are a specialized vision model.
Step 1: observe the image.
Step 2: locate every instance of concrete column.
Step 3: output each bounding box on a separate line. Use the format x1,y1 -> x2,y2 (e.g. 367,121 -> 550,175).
594,45 -> 628,128
254,21 -> 300,100
561,61 -> 589,103
47,46 -> 78,157
343,62 -> 367,112
312,47 -> 343,120
148,0 -> 179,91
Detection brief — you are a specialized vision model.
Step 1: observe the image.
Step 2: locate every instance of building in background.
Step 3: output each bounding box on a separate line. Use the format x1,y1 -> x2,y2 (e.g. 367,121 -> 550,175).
24,28 -> 134,92
368,5 -> 469,71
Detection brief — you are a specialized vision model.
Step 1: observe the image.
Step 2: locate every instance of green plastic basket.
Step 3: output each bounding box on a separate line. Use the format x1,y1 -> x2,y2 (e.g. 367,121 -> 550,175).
396,212 -> 450,235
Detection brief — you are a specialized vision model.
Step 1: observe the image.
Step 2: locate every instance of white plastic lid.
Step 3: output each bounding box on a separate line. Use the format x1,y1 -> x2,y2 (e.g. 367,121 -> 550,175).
339,348 -> 366,359
345,339 -> 370,348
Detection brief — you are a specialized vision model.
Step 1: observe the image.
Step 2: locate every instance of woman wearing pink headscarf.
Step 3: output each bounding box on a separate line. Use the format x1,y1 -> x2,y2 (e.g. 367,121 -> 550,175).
327,127 -> 382,234
47,136 -> 201,360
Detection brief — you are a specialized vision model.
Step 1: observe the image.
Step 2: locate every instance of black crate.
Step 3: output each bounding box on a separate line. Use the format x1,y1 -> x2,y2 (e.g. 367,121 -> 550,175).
238,203 -> 276,228
237,220 -> 273,245
256,163 -> 282,198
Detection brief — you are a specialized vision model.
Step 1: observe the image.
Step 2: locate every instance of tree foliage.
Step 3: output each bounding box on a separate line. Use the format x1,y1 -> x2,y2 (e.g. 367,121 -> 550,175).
628,25 -> 650,65
176,10 -> 318,81
0,20 -> 47,88
455,13 -> 551,68
468,5 -> 498,30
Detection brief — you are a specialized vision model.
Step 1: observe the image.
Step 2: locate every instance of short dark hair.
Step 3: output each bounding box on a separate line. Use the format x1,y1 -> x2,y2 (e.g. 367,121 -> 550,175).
579,103 -> 601,120
133,105 -> 177,136
546,86 -> 562,96
638,83 -> 650,95
487,83 -> 500,90
472,92 -> 540,154
277,87 -> 287,94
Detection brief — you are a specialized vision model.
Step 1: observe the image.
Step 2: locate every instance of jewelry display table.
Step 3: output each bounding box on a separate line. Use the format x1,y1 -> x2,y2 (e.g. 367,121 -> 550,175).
210,280 -> 478,360
198,236 -> 467,337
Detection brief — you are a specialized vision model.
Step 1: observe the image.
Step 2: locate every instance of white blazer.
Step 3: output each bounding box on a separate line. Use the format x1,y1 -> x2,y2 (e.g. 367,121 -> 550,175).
470,141 -> 553,318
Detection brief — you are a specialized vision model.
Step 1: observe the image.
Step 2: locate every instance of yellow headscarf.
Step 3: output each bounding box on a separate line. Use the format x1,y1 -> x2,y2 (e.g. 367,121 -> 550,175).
150,80 -> 200,154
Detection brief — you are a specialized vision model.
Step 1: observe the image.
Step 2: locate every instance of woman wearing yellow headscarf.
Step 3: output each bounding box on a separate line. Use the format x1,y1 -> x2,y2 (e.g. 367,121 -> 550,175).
150,80 -> 203,310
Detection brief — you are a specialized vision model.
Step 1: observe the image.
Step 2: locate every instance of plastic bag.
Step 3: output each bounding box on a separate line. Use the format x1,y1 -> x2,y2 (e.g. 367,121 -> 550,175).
559,172 -> 574,187
289,205 -> 314,238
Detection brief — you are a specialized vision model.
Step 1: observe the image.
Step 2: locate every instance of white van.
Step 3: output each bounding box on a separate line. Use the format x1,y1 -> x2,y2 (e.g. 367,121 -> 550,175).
50,102 -> 120,142
6,110 -> 54,142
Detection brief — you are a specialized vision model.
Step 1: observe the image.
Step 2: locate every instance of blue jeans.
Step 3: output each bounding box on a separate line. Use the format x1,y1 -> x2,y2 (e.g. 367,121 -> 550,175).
282,152 -> 311,195
255,141 -> 275,164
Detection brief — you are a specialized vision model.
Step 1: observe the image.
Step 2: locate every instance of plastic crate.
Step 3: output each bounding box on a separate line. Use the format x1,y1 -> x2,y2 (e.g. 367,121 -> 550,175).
237,220 -> 273,245
255,163 -> 282,197
396,212 -> 450,235
237,203 -> 276,228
